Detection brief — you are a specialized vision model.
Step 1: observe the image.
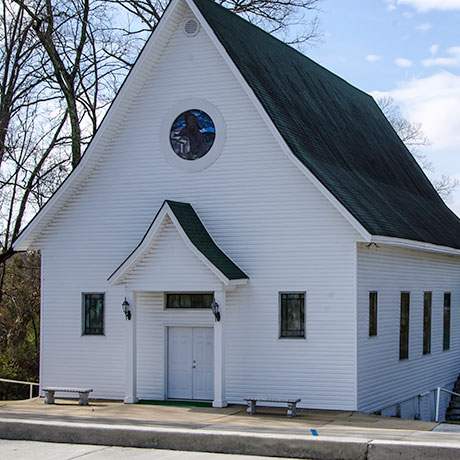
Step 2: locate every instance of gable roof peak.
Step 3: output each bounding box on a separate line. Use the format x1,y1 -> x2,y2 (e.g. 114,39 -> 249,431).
189,0 -> 460,250
109,200 -> 248,285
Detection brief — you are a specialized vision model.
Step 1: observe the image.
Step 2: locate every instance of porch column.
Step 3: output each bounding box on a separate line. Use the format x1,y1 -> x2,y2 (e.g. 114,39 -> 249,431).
124,290 -> 138,403
213,289 -> 227,407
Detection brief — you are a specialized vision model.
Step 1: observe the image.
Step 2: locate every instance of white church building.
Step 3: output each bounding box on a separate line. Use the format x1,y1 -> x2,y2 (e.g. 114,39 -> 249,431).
13,0 -> 460,420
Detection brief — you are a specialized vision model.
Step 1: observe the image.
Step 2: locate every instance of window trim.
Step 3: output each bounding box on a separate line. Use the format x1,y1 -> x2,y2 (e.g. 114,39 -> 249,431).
160,98 -> 226,172
399,291 -> 410,360
82,292 -> 105,336
369,291 -> 378,337
423,291 -> 432,355
279,291 -> 306,339
443,292 -> 451,351
163,292 -> 214,310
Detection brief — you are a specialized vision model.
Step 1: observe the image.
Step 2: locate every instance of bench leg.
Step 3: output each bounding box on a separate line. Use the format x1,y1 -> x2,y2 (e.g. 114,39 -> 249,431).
247,400 -> 257,415
287,402 -> 297,417
44,390 -> 55,404
79,392 -> 90,405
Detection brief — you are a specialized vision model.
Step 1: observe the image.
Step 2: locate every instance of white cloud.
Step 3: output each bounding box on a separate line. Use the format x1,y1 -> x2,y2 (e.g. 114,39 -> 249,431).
371,71 -> 460,150
397,0 -> 460,11
385,0 -> 397,10
416,22 -> 431,31
395,58 -> 413,67
423,46 -> 460,67
429,44 -> 439,55
366,54 -> 382,63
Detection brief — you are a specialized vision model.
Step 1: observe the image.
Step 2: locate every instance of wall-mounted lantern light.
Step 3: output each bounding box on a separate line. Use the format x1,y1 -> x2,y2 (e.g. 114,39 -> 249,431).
122,298 -> 131,320
211,301 -> 220,322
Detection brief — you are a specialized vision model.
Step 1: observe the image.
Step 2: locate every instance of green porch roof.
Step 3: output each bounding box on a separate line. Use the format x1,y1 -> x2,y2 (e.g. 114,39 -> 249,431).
166,200 -> 248,280
193,0 -> 460,250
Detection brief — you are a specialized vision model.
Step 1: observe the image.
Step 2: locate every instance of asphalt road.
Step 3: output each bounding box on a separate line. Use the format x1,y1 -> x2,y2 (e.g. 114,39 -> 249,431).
0,440 -> 297,460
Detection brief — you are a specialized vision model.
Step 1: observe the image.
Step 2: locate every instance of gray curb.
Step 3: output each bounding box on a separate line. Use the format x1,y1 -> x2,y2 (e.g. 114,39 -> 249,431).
1,418 -> 459,460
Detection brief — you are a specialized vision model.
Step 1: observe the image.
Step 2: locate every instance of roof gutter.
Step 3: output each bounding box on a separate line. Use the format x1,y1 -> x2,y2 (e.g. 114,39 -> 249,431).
370,235 -> 460,257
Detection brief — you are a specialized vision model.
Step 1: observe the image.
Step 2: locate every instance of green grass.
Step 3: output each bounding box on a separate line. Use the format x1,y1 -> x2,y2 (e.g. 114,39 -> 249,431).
137,400 -> 212,408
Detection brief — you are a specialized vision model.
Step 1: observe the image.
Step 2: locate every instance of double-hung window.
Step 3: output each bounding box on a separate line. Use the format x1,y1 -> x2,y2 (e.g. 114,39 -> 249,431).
82,293 -> 104,335
443,292 -> 451,351
369,292 -> 378,337
280,292 -> 305,338
399,292 -> 410,360
423,292 -> 432,355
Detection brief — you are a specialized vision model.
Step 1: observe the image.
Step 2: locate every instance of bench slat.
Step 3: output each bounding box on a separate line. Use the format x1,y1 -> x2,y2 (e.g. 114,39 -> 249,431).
244,397 -> 300,403
43,388 -> 93,393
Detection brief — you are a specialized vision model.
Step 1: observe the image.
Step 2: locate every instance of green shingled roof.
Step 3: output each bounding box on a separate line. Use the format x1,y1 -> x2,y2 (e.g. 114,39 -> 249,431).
192,0 -> 460,250
166,200 -> 248,280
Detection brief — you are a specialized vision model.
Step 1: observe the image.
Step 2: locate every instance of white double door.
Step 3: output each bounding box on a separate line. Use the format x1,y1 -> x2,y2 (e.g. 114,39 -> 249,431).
168,327 -> 214,400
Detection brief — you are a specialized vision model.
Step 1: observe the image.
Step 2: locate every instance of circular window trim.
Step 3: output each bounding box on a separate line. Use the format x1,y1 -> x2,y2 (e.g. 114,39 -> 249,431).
161,99 -> 226,172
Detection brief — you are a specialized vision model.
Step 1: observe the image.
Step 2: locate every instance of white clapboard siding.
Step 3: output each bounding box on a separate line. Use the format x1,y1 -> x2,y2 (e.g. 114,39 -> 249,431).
357,243 -> 460,413
36,3 -> 361,406
40,250 -> 126,398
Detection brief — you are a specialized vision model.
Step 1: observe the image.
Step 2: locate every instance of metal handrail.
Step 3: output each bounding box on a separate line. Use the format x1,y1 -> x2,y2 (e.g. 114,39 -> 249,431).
0,378 -> 39,399
435,386 -> 460,422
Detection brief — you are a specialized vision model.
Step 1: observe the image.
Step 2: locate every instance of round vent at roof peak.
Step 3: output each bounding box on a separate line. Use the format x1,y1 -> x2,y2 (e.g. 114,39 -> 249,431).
183,17 -> 200,37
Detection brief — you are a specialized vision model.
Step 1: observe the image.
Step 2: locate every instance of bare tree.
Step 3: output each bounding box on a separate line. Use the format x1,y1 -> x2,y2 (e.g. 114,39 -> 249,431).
13,0 -> 129,168
378,96 -> 458,202
0,2 -> 66,268
0,1 -> 129,274
0,2 -> 43,169
107,0 -> 322,45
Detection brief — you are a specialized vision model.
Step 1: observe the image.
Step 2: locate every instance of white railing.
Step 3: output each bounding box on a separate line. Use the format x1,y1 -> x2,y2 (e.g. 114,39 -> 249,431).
0,378 -> 39,399
435,386 -> 460,422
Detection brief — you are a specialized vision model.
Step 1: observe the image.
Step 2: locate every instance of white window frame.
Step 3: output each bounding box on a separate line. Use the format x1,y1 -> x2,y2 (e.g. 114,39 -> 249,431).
278,291 -> 306,339
81,292 -> 105,336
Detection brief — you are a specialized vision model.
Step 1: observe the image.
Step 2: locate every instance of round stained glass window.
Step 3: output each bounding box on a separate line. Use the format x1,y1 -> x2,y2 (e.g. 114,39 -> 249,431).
169,109 -> 215,160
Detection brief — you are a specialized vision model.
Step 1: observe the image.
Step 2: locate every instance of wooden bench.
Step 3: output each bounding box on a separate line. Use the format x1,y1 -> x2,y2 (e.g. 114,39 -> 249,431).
43,387 -> 93,405
244,397 -> 301,417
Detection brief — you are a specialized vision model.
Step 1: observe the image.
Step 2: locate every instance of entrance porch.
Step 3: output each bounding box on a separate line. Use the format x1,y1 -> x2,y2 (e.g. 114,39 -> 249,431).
107,201 -> 248,407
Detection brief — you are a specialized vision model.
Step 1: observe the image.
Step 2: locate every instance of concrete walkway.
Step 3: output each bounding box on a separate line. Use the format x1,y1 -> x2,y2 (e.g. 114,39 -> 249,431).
0,439 -> 296,460
1,398 -> 460,459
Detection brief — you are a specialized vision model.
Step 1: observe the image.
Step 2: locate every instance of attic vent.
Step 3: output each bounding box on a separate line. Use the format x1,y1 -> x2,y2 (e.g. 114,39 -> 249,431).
183,18 -> 200,37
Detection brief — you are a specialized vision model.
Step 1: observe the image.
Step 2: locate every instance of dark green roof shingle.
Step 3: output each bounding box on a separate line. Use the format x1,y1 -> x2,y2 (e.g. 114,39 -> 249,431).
193,0 -> 460,250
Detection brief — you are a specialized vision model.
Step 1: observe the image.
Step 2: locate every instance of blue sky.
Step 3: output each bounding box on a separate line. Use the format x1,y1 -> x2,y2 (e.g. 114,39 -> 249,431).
306,0 -> 460,215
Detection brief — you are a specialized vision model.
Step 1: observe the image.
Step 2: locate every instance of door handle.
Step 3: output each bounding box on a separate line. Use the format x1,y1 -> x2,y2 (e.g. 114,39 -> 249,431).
193,360 -> 196,369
